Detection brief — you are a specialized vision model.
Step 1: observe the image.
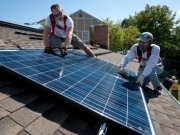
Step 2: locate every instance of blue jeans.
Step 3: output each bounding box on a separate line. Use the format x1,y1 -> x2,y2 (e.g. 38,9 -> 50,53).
137,65 -> 164,89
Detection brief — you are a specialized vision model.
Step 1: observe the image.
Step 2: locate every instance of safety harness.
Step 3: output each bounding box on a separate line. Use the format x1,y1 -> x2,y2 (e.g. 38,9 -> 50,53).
137,45 -> 162,63
137,46 -> 152,62
49,14 -> 67,37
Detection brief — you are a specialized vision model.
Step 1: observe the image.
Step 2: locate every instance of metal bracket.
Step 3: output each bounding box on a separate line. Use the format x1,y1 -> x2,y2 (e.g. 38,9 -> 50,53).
98,122 -> 108,135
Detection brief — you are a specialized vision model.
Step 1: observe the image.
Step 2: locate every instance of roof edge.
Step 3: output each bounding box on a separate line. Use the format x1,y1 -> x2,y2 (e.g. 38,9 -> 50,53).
0,20 -> 43,33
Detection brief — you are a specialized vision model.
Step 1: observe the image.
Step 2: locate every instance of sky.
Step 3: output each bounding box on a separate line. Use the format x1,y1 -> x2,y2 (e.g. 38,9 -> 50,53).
0,0 -> 180,28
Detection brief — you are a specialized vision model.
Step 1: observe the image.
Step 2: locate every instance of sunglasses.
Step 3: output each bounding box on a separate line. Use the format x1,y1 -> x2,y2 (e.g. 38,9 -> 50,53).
139,40 -> 149,44
54,12 -> 62,17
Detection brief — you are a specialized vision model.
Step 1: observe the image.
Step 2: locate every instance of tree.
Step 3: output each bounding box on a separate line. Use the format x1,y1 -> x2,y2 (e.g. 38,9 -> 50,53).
109,22 -> 123,51
127,5 -> 175,43
102,18 -> 123,51
122,4 -> 180,59
123,26 -> 140,50
102,18 -> 140,52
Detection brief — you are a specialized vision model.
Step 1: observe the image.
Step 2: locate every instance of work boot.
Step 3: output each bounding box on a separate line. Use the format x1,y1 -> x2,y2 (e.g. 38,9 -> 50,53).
153,86 -> 162,95
156,86 -> 162,91
153,89 -> 161,95
44,47 -> 56,55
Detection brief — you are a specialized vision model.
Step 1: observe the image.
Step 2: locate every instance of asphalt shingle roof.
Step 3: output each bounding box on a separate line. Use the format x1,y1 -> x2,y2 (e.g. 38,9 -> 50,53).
0,21 -> 180,135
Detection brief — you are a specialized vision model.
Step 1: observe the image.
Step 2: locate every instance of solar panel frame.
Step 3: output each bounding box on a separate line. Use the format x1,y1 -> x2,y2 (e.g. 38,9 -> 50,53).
0,50 -> 155,135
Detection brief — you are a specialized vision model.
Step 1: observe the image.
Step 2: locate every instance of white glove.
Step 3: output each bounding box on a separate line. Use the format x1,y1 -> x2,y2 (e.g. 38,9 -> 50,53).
119,66 -> 125,75
136,75 -> 145,86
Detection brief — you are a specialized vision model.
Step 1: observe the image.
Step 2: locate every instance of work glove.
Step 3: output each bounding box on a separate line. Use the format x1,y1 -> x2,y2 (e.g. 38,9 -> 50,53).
136,75 -> 145,86
119,66 -> 125,75
61,47 -> 68,57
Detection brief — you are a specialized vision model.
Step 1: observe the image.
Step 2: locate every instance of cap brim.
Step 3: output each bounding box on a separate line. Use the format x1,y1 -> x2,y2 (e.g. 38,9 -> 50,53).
137,37 -> 150,42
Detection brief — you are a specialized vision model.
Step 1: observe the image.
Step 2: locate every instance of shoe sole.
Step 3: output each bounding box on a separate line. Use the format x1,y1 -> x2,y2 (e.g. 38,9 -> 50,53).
153,90 -> 161,95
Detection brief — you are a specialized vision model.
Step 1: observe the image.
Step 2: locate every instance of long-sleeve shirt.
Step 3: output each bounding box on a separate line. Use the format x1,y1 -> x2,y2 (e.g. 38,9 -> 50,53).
120,43 -> 160,77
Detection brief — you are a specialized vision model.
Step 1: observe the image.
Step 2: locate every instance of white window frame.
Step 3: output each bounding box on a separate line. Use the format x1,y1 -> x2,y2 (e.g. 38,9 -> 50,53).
82,31 -> 89,42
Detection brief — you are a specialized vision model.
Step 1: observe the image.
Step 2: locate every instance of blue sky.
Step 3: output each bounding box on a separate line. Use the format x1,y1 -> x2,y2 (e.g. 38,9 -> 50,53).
0,0 -> 180,28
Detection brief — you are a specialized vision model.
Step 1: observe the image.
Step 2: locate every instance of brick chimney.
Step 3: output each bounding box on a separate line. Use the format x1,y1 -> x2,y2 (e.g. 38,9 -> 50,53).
89,25 -> 109,49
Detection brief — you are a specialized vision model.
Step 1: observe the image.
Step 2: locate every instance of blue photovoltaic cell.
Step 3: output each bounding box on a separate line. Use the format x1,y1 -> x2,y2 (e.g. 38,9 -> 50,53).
0,50 -> 154,135
0,56 -> 14,62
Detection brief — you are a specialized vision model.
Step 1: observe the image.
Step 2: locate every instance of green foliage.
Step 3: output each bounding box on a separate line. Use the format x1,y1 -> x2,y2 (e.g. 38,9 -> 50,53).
123,27 -> 140,50
133,5 -> 175,45
39,21 -> 45,28
101,18 -> 114,25
37,19 -> 45,29
109,23 -> 123,51
161,42 -> 180,59
171,24 -> 180,49
102,18 -> 123,51
108,4 -> 179,59
102,19 -> 140,52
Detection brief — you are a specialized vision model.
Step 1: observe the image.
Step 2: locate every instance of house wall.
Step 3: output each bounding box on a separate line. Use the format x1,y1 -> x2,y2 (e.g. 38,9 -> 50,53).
70,10 -> 100,43
89,25 -> 109,49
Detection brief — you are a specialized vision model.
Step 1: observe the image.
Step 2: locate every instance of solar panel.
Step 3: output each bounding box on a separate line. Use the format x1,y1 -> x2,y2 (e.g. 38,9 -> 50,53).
0,50 -> 155,135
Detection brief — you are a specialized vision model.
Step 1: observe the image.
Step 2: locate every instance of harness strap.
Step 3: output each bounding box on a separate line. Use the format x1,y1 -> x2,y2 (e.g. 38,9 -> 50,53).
147,46 -> 152,58
49,14 -> 67,37
137,46 -> 152,62
137,45 -> 162,64
49,14 -> 55,37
